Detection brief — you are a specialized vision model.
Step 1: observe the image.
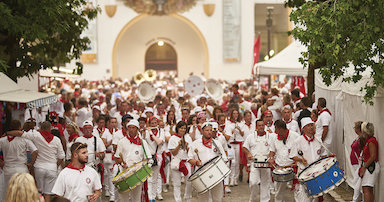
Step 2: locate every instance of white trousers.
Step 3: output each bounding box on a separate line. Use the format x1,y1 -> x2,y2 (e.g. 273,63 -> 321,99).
34,167 -> 57,194
249,167 -> 271,202
274,182 -> 293,202
294,184 -> 315,202
199,182 -> 223,202
148,165 -> 161,200
104,163 -> 115,200
171,166 -> 193,202
118,184 -> 142,202
0,168 -> 4,202
156,162 -> 170,195
352,164 -> 361,202
230,143 -> 241,184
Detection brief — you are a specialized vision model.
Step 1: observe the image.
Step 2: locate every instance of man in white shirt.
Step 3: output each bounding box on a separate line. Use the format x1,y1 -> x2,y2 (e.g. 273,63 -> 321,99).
316,97 -> 333,151
101,116 -> 117,200
268,120 -> 300,202
143,117 -> 165,201
1,120 -> 38,196
243,119 -> 274,202
52,142 -> 102,202
188,122 -> 228,202
290,118 -> 326,202
8,121 -> 65,201
114,120 -> 152,202
76,121 -> 106,170
281,105 -> 300,134
112,114 -> 132,151
263,110 -> 275,133
76,97 -> 92,129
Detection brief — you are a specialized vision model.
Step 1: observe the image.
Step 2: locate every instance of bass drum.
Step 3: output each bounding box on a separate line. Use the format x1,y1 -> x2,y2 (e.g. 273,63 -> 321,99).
184,75 -> 204,97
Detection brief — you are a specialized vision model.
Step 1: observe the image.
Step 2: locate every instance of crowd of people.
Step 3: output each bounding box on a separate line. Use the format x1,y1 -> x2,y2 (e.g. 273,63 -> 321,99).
0,75 -> 380,202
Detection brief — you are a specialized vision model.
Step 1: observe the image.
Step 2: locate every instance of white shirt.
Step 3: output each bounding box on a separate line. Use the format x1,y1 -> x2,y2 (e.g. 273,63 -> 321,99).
75,135 -> 106,166
23,130 -> 65,171
269,130 -> 300,166
0,136 -> 37,170
315,108 -> 332,145
213,132 -> 229,153
112,129 -> 124,146
52,165 -> 102,202
289,135 -> 326,170
225,121 -> 242,142
101,129 -> 114,152
188,138 -> 228,165
264,123 -> 275,134
168,135 -> 193,160
188,125 -> 203,140
76,107 -> 91,128
243,131 -> 274,157
285,119 -> 300,134
114,136 -> 152,168
144,128 -> 165,155
241,121 -> 255,142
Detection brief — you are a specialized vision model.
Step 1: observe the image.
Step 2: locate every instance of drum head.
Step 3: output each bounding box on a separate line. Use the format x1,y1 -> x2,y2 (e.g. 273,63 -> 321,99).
298,156 -> 336,181
189,156 -> 220,180
273,167 -> 294,175
184,76 -> 204,97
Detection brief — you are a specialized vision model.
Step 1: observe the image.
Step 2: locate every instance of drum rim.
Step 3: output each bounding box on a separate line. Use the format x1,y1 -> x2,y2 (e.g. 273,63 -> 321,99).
188,156 -> 221,181
116,168 -> 153,193
298,156 -> 337,181
113,159 -> 149,183
308,177 -> 345,198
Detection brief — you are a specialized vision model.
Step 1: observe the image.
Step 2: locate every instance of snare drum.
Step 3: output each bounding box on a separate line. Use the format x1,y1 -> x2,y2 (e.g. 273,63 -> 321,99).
112,160 -> 153,193
272,167 -> 294,182
188,156 -> 231,194
253,156 -> 271,168
298,156 -> 344,198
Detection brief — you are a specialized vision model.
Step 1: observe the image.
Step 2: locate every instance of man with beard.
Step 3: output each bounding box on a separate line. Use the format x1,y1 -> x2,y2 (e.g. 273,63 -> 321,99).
52,142 -> 102,202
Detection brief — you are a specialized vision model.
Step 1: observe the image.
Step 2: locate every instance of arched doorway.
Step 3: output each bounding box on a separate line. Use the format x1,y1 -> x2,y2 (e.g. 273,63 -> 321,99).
145,42 -> 177,75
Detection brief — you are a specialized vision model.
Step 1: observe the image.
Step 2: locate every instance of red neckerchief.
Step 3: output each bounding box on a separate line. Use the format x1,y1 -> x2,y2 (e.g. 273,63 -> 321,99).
7,136 -> 15,142
108,128 -> 117,134
40,130 -> 54,143
277,130 -> 289,141
245,122 -> 251,128
229,119 -> 236,123
257,131 -> 266,136
69,133 -> 80,142
217,132 -> 222,136
126,134 -> 141,145
284,118 -> 292,124
303,134 -> 314,144
83,134 -> 94,139
120,111 -> 126,116
251,108 -> 258,117
202,137 -> 213,148
67,162 -> 85,172
173,133 -> 182,138
197,125 -> 202,134
151,128 -> 158,141
319,108 -> 332,116
239,99 -> 244,103
219,124 -> 225,131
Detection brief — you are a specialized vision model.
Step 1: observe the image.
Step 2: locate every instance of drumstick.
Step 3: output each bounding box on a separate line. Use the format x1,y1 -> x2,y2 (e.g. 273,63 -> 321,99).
119,153 -> 126,167
266,156 -> 277,169
194,148 -> 201,161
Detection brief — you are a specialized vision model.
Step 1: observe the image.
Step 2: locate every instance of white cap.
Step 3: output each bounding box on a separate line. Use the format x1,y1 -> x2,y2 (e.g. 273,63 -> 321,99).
301,117 -> 314,129
210,122 -> 218,130
202,122 -> 213,129
143,108 -> 154,114
92,105 -> 101,111
126,120 -> 139,128
74,84 -> 81,89
194,106 -> 203,113
82,120 -> 93,127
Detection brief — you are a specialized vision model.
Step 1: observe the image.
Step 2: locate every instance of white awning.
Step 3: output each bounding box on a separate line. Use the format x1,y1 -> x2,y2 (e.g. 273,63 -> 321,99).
256,40 -> 308,76
0,73 -> 57,108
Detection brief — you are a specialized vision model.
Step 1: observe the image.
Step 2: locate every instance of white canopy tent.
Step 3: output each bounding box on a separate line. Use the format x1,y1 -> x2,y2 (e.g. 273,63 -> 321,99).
0,73 -> 57,108
256,40 -> 308,76
315,67 -> 383,201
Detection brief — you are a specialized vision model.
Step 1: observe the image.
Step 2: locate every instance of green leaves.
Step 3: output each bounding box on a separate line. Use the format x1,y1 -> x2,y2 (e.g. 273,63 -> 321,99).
0,0 -> 99,80
289,0 -> 384,104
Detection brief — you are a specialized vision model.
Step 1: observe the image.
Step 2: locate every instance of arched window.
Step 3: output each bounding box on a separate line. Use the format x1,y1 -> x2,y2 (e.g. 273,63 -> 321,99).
145,42 -> 177,73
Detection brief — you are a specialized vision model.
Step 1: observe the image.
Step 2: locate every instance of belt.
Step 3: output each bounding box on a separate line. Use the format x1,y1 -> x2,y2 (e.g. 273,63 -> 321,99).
230,141 -> 243,144
106,151 -> 113,153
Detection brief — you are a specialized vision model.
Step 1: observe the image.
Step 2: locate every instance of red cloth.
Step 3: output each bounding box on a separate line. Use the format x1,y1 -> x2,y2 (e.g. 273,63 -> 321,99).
291,164 -> 299,191
277,130 -> 289,141
67,162 -> 85,171
362,137 -> 379,162
319,108 -> 332,116
303,134 -> 314,144
202,137 -> 213,148
69,133 -> 80,142
230,142 -> 248,167
160,152 -> 171,183
97,163 -> 105,184
179,160 -> 189,176
350,138 -> 360,165
150,128 -> 158,141
7,136 -> 15,142
40,131 -> 54,143
141,181 -> 149,202
123,130 -> 141,145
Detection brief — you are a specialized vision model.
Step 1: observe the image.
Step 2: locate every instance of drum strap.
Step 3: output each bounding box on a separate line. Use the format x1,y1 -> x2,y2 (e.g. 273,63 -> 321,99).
314,137 -> 332,155
140,139 -> 148,159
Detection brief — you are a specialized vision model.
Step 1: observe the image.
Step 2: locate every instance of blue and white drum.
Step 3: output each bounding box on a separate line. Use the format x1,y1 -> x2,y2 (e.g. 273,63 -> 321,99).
297,156 -> 345,198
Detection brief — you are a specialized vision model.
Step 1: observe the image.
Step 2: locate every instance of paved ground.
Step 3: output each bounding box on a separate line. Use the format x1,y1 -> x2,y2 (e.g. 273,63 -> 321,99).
102,178 -> 353,201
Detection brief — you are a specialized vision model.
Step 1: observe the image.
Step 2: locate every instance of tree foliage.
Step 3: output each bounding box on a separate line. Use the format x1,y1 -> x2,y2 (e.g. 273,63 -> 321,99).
289,0 -> 384,104
0,0 -> 99,80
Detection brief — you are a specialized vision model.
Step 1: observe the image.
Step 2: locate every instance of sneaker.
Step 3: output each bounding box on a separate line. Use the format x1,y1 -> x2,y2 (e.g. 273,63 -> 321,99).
163,185 -> 169,193
225,187 -> 232,193
157,194 -> 164,200
105,191 -> 110,197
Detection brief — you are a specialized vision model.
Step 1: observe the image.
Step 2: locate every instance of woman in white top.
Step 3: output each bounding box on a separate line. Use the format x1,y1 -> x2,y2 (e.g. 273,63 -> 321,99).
168,121 -> 193,202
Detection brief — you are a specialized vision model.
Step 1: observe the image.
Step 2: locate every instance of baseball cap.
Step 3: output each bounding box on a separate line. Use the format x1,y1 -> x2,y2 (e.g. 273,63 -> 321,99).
126,120 -> 139,128
82,120 -> 93,127
122,114 -> 133,123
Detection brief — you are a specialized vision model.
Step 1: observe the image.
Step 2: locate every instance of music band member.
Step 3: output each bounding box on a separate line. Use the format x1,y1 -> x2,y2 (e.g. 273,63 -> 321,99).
243,119 -> 274,202
290,117 -> 326,202
188,122 -> 228,202
268,120 -> 299,202
168,121 -> 193,202
52,142 -> 102,202
114,120 -> 152,201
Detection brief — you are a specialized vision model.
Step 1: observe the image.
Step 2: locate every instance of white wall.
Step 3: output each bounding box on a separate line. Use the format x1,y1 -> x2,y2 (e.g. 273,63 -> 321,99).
74,0 -> 258,81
